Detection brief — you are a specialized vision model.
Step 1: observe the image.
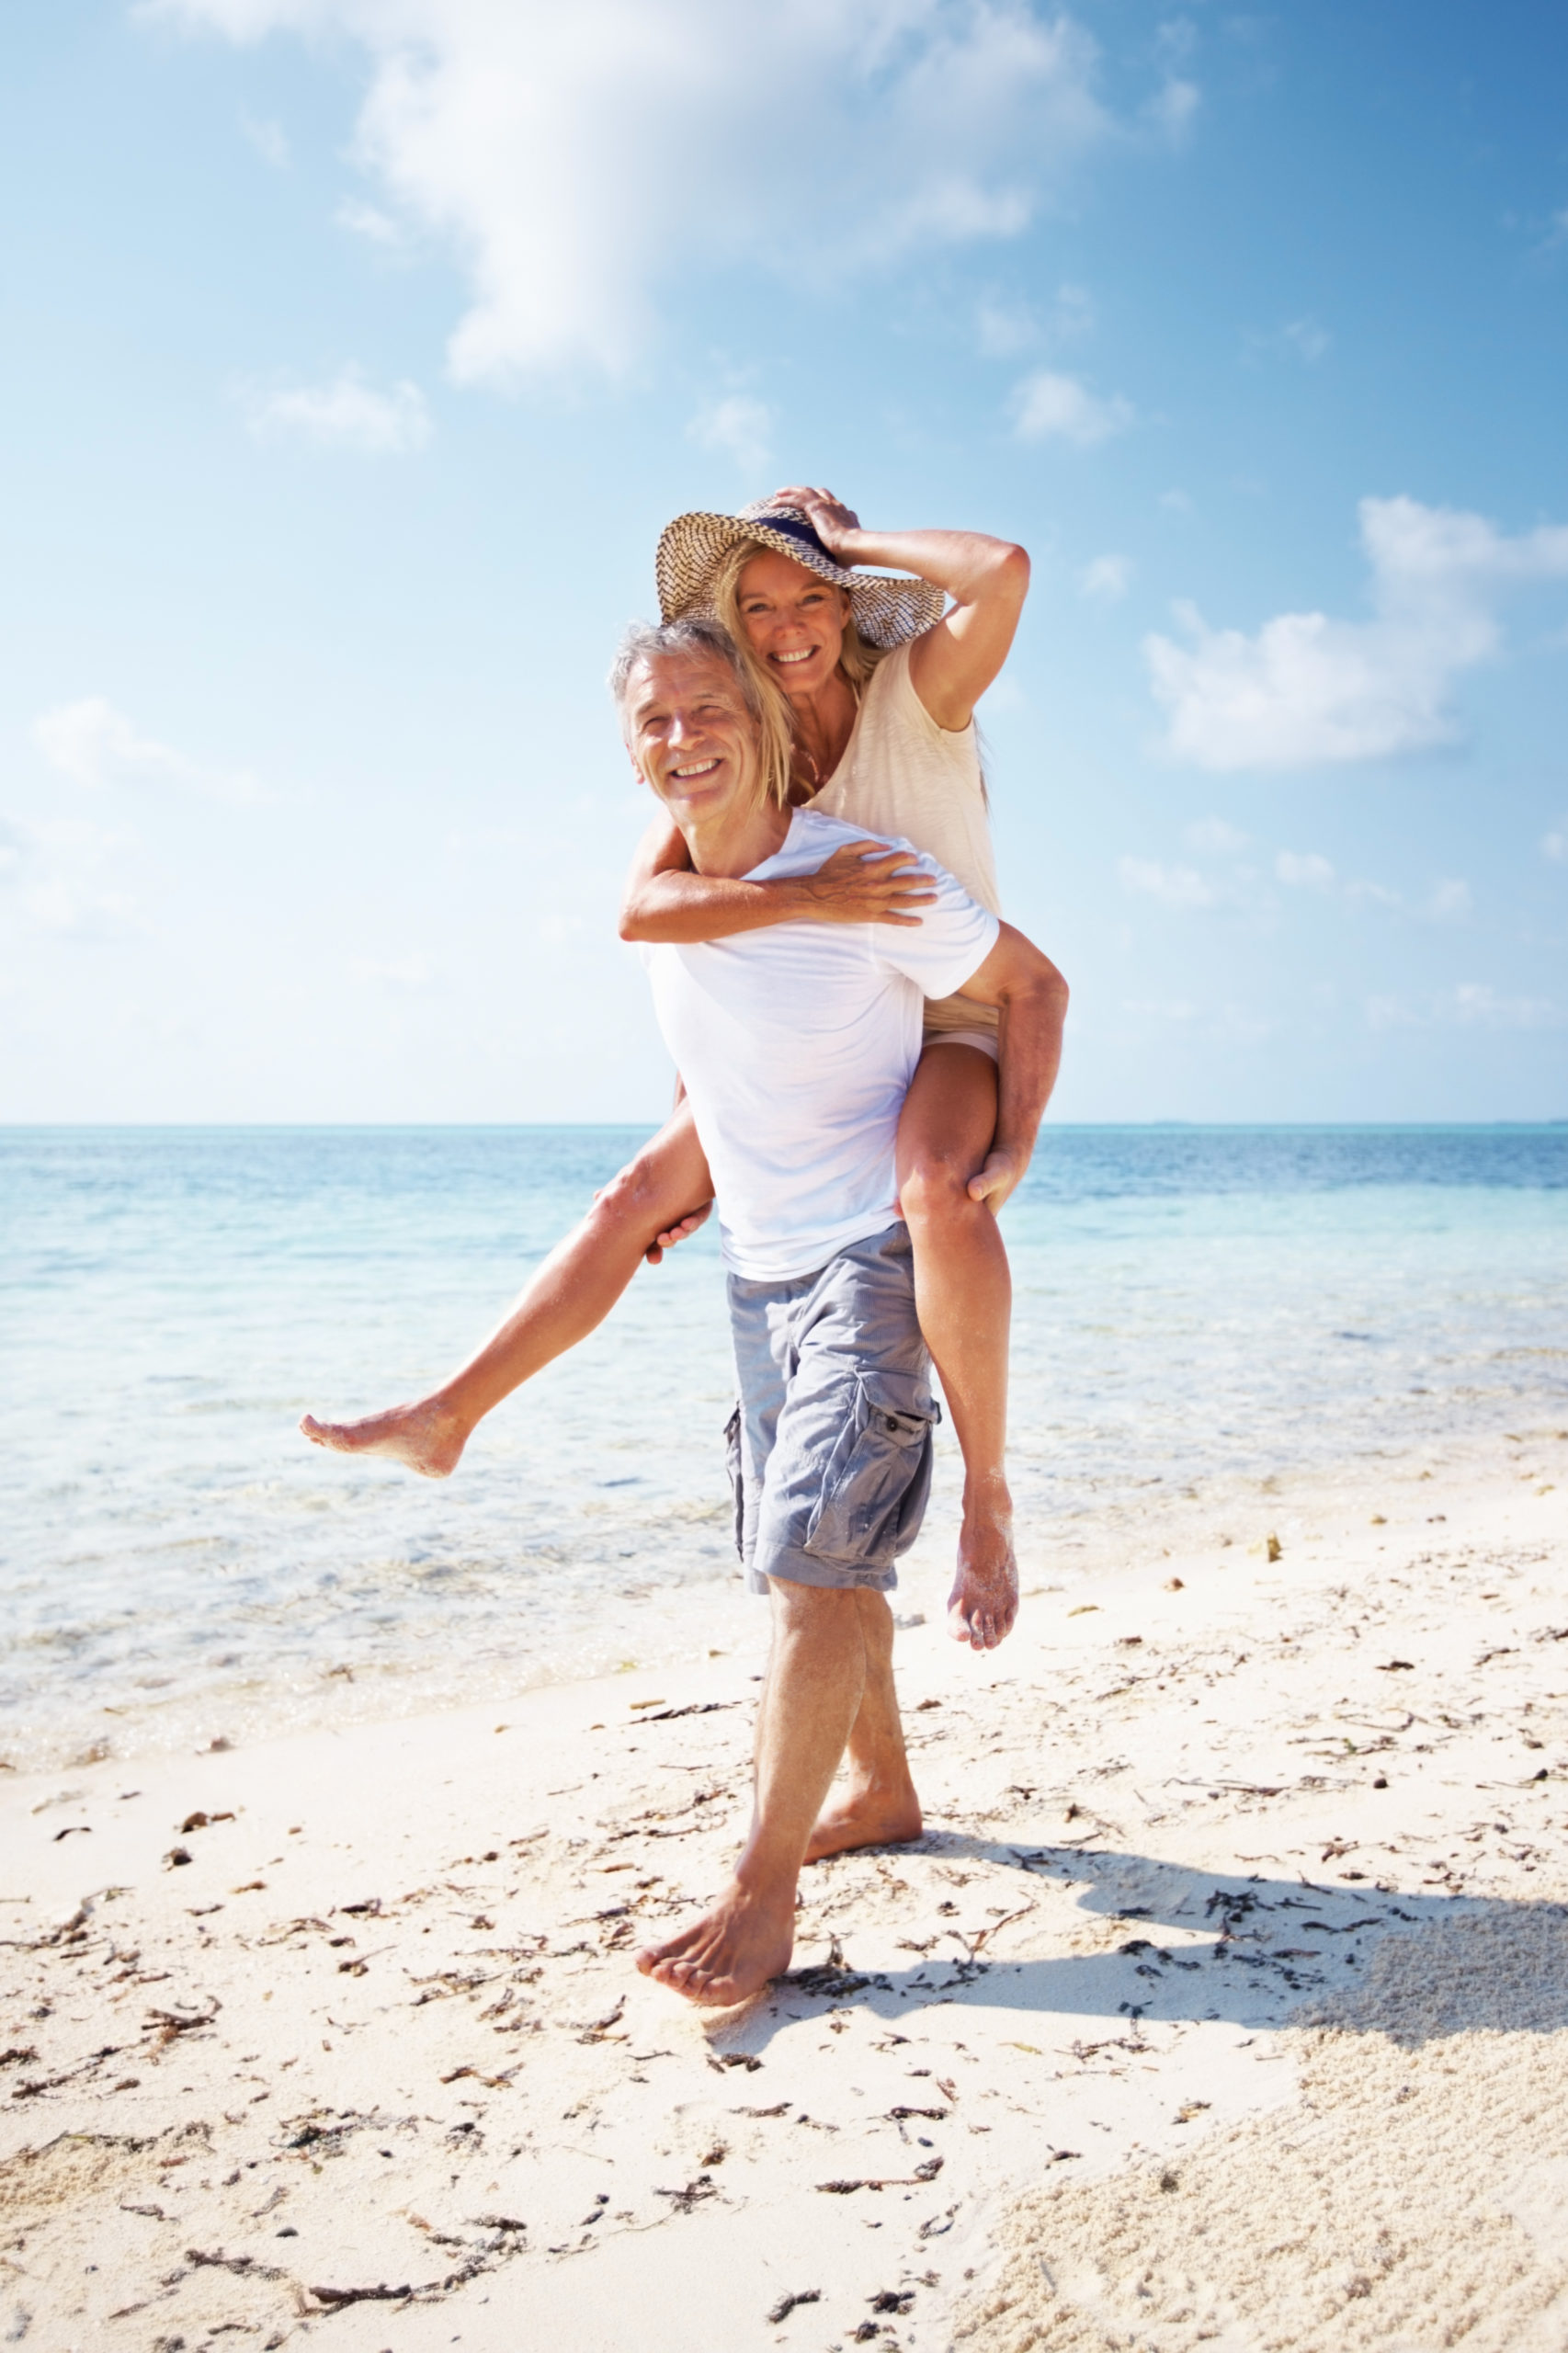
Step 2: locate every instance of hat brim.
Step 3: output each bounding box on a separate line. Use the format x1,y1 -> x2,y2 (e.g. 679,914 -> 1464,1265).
655,511 -> 945,652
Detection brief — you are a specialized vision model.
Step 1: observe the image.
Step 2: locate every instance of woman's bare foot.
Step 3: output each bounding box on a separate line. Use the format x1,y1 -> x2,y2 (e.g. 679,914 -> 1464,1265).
948,1479 -> 1018,1650
803,1781 -> 923,1864
635,1879 -> 796,2006
299,1396 -> 470,1480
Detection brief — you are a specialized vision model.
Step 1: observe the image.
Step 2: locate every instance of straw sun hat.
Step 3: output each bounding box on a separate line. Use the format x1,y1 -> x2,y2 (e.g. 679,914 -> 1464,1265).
655,500 -> 945,650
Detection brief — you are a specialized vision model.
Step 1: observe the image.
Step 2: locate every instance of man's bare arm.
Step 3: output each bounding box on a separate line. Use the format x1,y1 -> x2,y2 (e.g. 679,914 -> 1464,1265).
619,813 -> 937,943
949,921 -> 1070,1213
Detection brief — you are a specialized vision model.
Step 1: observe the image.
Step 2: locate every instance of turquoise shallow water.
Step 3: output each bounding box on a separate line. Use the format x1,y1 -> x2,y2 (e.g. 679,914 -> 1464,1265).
4,1125 -> 1566,1766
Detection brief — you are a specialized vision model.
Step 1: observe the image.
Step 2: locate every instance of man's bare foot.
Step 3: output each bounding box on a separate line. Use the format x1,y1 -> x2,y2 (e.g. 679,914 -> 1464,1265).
803,1782 -> 923,1864
948,1481 -> 1018,1650
300,1396 -> 470,1480
635,1878 -> 795,2006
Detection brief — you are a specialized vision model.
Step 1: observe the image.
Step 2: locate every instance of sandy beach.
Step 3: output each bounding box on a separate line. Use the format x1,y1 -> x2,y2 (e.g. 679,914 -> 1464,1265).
5,1427 -> 1567,2352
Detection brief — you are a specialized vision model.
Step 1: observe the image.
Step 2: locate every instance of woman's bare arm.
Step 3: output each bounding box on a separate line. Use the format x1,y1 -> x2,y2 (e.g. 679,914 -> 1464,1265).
767,485 -> 1029,733
619,811 -> 937,944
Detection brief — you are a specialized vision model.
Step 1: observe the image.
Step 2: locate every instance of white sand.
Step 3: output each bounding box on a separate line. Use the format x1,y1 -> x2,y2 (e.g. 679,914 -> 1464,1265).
3,1431 -> 1565,2351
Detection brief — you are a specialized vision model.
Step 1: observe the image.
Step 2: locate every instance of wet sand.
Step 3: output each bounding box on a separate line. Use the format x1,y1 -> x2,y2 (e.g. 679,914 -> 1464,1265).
4,1434 -> 1566,2351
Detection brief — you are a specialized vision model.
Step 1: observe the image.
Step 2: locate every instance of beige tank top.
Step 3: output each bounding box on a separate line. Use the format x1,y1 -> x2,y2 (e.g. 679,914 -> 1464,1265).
808,642 -> 1001,1036
809,643 -> 1001,915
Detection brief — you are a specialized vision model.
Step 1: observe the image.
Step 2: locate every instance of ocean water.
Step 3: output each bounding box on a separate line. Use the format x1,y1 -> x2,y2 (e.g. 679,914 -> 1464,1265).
5,1125 -> 1566,1768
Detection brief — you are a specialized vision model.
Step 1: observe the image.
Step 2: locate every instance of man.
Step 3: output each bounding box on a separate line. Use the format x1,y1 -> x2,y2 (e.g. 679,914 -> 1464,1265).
614,617 -> 1069,2007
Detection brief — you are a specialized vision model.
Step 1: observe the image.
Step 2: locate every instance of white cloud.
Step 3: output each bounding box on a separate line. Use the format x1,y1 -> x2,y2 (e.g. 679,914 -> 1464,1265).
1185,815 -> 1247,853
1426,877 -> 1471,921
978,278 -> 1093,358
1143,19 -> 1200,148
241,369 -> 432,453
22,881 -> 136,938
32,697 -> 260,803
1369,983 -> 1562,1031
1542,828 -> 1566,862
1145,494 -> 1568,771
0,812 -> 139,937
1275,849 -> 1335,887
1012,369 -> 1132,447
349,953 -> 435,987
1281,315 -> 1331,362
977,294 -> 1039,357
1118,855 -> 1218,909
241,111 -> 290,166
1051,281 -> 1095,340
1451,983 -> 1562,1029
336,196 -> 402,244
1153,16 -> 1198,65
1078,552 -> 1132,604
1346,877 -> 1402,909
1244,315 -> 1331,365
687,394 -> 774,478
1159,487 -> 1194,516
145,0 -> 1134,383
1146,75 -> 1199,144
1125,995 -> 1197,1021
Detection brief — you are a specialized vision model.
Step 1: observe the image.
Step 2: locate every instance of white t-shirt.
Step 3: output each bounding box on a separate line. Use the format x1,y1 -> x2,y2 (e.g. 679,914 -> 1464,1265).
640,808 -> 999,1282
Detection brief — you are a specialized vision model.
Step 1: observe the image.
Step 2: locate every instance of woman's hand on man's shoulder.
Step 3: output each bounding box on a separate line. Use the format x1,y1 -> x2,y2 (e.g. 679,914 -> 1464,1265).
799,839 -> 935,926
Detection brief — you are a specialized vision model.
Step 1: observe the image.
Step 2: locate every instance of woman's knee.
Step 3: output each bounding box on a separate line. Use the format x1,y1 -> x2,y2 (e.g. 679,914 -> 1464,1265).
900,1150 -> 981,1233
590,1148 -> 679,1237
595,1120 -> 710,1233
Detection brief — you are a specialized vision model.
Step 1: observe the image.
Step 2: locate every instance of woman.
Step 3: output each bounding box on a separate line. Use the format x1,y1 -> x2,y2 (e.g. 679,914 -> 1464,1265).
303,488 -> 1031,1649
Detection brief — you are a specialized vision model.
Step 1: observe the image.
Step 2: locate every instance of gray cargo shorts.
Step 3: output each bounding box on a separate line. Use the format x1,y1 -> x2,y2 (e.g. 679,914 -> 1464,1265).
724,1221 -> 941,1596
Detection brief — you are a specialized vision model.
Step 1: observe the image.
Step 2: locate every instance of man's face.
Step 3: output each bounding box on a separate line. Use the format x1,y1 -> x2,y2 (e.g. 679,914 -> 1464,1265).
626,651 -> 760,829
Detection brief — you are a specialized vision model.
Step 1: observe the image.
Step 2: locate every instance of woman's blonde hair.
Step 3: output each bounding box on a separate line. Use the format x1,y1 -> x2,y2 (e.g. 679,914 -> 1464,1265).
711,541 -> 888,798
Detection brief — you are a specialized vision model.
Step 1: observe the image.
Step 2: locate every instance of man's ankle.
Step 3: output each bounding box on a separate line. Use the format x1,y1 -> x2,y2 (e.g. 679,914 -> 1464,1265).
731,1846 -> 805,1905
961,1470 -> 1012,1514
838,1780 -> 917,1816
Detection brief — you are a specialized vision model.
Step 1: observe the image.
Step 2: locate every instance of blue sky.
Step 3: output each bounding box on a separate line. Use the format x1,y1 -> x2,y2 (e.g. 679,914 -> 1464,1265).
3,0 -> 1565,1122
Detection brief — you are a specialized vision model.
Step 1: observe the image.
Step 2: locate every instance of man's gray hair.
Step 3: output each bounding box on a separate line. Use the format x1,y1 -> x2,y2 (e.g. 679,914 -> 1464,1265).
608,615 -> 794,812
607,615 -> 760,729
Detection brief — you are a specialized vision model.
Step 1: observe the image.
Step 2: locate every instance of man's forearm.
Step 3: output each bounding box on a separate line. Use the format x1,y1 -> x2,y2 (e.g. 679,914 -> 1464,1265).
994,972 -> 1069,1171
950,923 -> 1069,1182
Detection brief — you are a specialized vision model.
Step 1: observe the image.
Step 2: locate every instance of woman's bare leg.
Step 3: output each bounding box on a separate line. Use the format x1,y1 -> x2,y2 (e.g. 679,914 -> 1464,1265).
301,1104 -> 714,1477
895,1043 -> 1017,1652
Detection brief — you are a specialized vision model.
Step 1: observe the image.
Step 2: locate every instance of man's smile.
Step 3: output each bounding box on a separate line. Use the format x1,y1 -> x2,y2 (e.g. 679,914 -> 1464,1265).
670,757 -> 721,779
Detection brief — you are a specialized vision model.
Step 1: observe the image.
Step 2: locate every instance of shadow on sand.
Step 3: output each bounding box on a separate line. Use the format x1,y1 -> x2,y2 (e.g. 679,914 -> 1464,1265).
718,1832 -> 1568,2054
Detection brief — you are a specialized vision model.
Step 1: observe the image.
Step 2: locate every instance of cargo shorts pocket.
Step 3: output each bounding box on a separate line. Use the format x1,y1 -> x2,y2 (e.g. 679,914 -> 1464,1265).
723,1404 -> 744,1562
802,1371 -> 940,1570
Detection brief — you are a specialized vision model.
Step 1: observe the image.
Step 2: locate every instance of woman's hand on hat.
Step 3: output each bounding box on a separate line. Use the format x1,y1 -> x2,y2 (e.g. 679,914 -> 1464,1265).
766,485 -> 861,557
798,839 -> 936,926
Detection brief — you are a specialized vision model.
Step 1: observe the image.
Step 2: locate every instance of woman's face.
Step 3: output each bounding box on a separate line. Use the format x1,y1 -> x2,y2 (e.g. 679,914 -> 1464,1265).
735,550 -> 851,700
